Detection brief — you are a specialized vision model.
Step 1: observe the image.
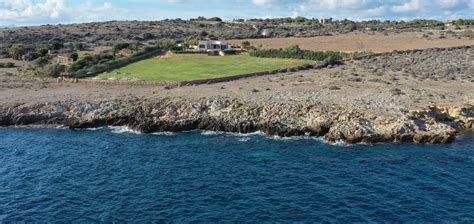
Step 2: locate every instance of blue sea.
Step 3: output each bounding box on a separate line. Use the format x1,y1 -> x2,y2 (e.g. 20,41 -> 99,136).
1,127 -> 473,222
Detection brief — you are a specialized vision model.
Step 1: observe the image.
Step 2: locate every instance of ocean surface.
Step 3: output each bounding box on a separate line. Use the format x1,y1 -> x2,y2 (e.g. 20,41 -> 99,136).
1,127 -> 473,222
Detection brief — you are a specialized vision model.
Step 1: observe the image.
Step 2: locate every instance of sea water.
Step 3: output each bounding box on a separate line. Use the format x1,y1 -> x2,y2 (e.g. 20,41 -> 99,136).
0,127 -> 473,222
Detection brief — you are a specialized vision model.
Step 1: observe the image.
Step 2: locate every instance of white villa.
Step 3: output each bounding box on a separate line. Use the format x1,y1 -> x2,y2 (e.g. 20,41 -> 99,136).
197,40 -> 230,51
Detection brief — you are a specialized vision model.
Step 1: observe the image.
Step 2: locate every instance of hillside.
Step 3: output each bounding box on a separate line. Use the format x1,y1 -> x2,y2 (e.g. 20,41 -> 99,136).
0,19 -> 452,51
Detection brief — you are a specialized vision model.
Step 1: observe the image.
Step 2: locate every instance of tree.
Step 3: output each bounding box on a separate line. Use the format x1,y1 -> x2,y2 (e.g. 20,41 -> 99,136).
199,30 -> 208,37
8,44 -> 24,60
129,42 -> 140,53
183,36 -> 199,49
208,17 -> 222,22
69,52 -> 79,62
36,48 -> 49,57
34,56 -> 49,67
294,16 -> 308,23
74,42 -> 83,51
44,64 -> 66,77
112,43 -> 130,56
344,22 -> 357,32
159,39 -> 176,50
241,41 -> 252,50
50,42 -> 64,50
142,32 -> 154,40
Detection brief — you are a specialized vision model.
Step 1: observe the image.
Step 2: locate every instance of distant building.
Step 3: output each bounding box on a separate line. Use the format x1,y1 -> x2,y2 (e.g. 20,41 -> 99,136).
261,29 -> 272,37
319,18 -> 333,24
54,55 -> 74,65
195,40 -> 231,56
447,20 -> 457,26
197,40 -> 230,51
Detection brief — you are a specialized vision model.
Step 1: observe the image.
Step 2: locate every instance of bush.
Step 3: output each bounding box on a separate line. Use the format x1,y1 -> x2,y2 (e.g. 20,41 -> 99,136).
44,64 -> 66,77
223,49 -> 237,55
69,44 -> 163,76
112,43 -> 130,55
174,51 -> 208,54
0,63 -> 3,67
249,45 -> 343,62
69,52 -> 79,62
34,57 -> 49,67
5,62 -> 14,67
142,33 -> 154,40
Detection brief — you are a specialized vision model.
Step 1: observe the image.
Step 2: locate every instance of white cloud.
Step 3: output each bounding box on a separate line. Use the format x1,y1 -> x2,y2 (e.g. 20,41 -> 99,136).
0,0 -> 66,21
0,0 -> 473,25
252,0 -> 273,7
391,0 -> 422,13
0,0 -> 121,25
292,0 -> 473,20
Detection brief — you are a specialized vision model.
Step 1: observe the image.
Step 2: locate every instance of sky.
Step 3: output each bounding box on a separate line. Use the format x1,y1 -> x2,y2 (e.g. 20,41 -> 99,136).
0,0 -> 473,26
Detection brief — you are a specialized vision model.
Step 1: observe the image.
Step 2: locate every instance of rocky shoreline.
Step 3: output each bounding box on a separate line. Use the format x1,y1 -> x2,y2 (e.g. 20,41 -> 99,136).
1,97 -> 472,144
1,45 -> 472,144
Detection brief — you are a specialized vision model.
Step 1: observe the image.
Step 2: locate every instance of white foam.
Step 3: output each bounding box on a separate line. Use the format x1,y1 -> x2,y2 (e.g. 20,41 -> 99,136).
108,126 -> 142,134
238,137 -> 251,142
228,131 -> 263,137
201,130 -> 222,136
327,140 -> 355,147
152,131 -> 176,136
200,130 -> 263,137
82,127 -> 104,131
268,135 -> 324,141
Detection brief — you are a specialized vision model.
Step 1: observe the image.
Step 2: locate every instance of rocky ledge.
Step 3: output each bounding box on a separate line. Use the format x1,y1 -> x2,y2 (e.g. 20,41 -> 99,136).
1,97 -> 472,144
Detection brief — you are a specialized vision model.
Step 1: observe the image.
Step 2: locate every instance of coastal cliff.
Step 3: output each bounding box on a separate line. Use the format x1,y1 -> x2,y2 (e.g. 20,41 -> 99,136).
1,97 -> 472,144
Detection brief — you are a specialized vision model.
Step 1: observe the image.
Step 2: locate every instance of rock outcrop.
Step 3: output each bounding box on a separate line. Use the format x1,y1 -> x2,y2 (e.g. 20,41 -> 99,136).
1,97 -> 472,144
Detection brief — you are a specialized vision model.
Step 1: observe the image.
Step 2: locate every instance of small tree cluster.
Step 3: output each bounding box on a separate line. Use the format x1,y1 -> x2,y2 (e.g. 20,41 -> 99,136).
249,45 -> 343,61
68,53 -> 114,73
8,44 -> 24,60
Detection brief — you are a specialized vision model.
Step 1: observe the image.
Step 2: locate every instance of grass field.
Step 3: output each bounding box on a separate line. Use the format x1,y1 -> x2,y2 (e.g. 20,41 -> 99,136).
96,53 -> 312,81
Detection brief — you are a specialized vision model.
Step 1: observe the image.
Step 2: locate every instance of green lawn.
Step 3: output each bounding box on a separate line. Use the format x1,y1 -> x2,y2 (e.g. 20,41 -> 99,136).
95,53 -> 312,81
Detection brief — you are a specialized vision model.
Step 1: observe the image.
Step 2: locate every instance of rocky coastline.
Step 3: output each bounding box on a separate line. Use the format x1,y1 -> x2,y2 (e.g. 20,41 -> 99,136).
1,97 -> 472,144
1,45 -> 472,144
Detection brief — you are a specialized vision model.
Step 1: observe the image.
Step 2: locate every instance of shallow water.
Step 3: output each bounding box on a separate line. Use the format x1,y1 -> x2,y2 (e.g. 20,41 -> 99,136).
1,127 -> 473,222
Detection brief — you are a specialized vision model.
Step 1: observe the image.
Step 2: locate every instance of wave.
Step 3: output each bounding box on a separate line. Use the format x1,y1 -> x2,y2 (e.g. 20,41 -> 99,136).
328,140 -> 355,147
82,127 -> 105,131
151,132 -> 176,136
238,137 -> 251,142
201,130 -> 264,137
108,126 -> 142,134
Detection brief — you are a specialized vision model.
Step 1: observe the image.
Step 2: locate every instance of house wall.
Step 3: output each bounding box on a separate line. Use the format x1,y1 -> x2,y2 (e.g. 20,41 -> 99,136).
197,41 -> 230,51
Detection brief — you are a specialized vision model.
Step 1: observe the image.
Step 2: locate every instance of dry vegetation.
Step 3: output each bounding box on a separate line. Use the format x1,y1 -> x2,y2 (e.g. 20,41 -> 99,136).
229,31 -> 474,53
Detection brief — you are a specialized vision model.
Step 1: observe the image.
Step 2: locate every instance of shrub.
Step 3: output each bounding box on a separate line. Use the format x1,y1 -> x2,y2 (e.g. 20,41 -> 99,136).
174,51 -> 208,54
112,43 -> 130,55
44,64 -> 66,77
0,63 -> 3,67
223,49 -> 237,55
249,45 -> 343,62
241,41 -> 253,50
142,32 -> 154,40
411,111 -> 420,118
69,52 -> 79,62
74,43 -> 83,51
34,57 -> 49,67
5,62 -> 14,67
8,44 -> 24,60
68,55 -> 92,72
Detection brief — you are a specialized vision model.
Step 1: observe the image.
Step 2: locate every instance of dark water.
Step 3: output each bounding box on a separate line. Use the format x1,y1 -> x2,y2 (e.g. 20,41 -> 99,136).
1,127 -> 473,222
